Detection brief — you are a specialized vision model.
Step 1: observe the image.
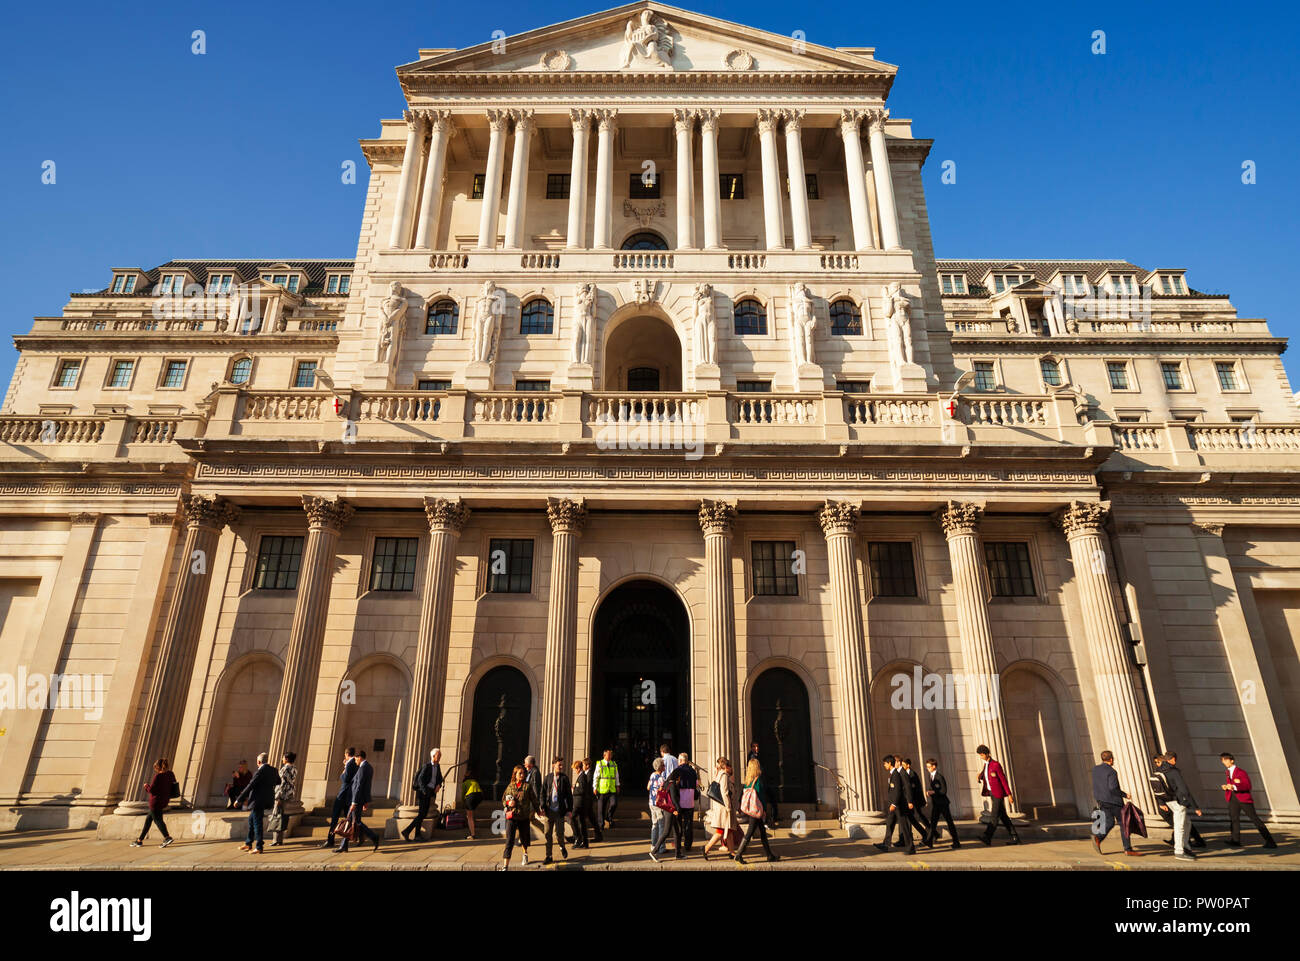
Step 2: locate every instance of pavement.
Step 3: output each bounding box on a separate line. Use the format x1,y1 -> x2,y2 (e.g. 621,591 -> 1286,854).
1,819 -> 1297,870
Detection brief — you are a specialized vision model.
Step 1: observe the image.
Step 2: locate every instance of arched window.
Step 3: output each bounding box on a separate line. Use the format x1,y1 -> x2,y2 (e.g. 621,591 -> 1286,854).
229,356 -> 252,385
425,299 -> 458,335
829,299 -> 862,335
621,231 -> 668,250
520,298 -> 554,335
1040,357 -> 1062,386
733,299 -> 767,336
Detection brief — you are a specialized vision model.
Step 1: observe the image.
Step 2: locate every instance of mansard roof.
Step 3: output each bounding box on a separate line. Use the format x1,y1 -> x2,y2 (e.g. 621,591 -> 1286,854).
935,259 -> 1219,297
79,259 -> 355,297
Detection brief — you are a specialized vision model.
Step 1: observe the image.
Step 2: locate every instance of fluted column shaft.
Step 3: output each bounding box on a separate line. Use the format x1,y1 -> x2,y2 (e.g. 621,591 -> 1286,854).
414,111 -> 454,249
818,503 -> 878,830
939,501 -> 1019,816
700,501 -> 740,769
267,497 -> 353,794
756,110 -> 785,249
867,108 -> 902,250
673,109 -> 695,250
1060,502 -> 1159,813
839,111 -> 873,251
539,499 -> 587,767
592,111 -> 617,249
398,498 -> 469,813
388,112 -> 427,249
699,109 -> 722,249
783,111 -> 812,250
116,497 -> 238,813
503,110 -> 534,250
476,110 -> 509,250
565,110 -> 591,249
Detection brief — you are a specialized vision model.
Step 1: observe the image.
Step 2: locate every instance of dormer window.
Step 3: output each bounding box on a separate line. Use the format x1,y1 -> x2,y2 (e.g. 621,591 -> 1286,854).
992,273 -> 1031,293
1158,273 -> 1186,295
325,273 -> 352,295
941,274 -> 967,295
111,274 -> 137,294
1061,274 -> 1089,296
206,274 -> 234,294
158,273 -> 188,296
262,273 -> 300,293
1110,275 -> 1135,295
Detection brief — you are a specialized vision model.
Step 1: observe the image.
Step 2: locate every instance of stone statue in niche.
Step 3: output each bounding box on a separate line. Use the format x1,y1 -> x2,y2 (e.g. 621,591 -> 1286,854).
572,282 -> 595,365
620,10 -> 674,68
471,280 -> 504,364
883,282 -> 915,373
693,283 -> 716,366
376,281 -> 408,364
790,282 -> 817,367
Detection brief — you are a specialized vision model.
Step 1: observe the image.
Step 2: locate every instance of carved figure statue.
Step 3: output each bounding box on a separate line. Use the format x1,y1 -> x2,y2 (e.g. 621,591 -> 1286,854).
572,282 -> 595,365
693,283 -> 716,366
790,282 -> 817,367
620,11 -> 674,68
883,282 -> 915,372
472,280 -> 503,364
376,281 -> 407,364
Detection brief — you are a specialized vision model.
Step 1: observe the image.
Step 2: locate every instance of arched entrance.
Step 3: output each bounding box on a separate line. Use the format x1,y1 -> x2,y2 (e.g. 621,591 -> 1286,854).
750,667 -> 817,803
601,314 -> 682,391
332,659 -> 410,804
870,663 -> 946,812
205,657 -> 282,804
467,665 -> 532,801
1003,664 -> 1076,818
590,580 -> 690,794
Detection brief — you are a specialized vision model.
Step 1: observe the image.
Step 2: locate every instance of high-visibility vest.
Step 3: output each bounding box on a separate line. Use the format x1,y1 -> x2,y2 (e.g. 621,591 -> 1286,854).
595,760 -> 618,794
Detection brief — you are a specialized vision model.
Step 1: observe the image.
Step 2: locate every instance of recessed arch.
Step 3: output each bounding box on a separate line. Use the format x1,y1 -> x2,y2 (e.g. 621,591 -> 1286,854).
746,663 -> 817,803
1001,658 -> 1090,819
620,229 -> 669,250
465,661 -> 535,801
198,652 -> 284,805
327,652 -> 412,804
600,308 -> 682,390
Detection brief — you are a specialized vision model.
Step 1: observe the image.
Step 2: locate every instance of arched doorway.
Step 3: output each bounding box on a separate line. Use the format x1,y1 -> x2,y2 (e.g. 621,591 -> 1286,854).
333,659 -> 410,804
870,663 -> 947,812
1003,665 -> 1075,818
601,314 -> 682,391
468,665 -> 532,801
590,580 -> 690,794
750,667 -> 816,803
205,657 -> 282,804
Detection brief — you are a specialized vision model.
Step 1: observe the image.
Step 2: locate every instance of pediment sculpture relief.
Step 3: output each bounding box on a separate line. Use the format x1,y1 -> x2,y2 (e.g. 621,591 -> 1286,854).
620,11 -> 675,69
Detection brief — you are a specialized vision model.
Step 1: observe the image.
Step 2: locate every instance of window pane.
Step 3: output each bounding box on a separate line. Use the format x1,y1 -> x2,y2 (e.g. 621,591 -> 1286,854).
1161,362 -> 1183,390
546,173 -> 570,199
837,380 -> 871,394
370,537 -> 419,591
733,299 -> 767,336
294,361 -> 318,388
829,300 -> 862,335
471,174 -> 486,199
163,361 -> 187,388
626,367 -> 660,391
488,538 -> 534,593
974,361 -> 995,391
426,299 -> 459,335
1107,361 -> 1130,390
109,360 -> 134,387
254,535 -> 304,590
520,299 -> 553,335
751,540 -> 799,596
721,174 -> 744,200
804,173 -> 819,200
868,541 -> 917,597
338,276 -> 350,294
231,358 -> 252,384
984,542 -> 1035,597
56,361 -> 81,388
1040,359 -> 1061,386
1216,362 -> 1239,390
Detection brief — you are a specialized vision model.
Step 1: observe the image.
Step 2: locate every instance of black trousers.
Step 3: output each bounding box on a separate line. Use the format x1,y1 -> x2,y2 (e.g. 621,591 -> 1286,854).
882,806 -> 915,851
1097,802 -> 1132,850
653,808 -> 684,854
325,793 -> 351,840
596,793 -> 618,828
736,817 -> 773,858
1156,802 -> 1204,844
982,797 -> 1018,842
138,809 -> 171,841
405,792 -> 434,837
502,818 -> 530,858
1228,798 -> 1275,845
897,803 -> 930,843
337,811 -> 378,851
543,813 -> 568,858
571,807 -> 591,845
925,798 -> 959,845
679,807 -> 696,849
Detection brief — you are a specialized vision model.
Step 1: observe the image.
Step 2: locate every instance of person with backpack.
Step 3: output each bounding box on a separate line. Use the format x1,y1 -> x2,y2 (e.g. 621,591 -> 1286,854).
734,757 -> 778,864
1160,752 -> 1203,861
130,758 -> 177,848
402,748 -> 444,842
1150,753 -> 1205,848
594,748 -> 619,831
570,759 -> 593,848
498,764 -> 540,870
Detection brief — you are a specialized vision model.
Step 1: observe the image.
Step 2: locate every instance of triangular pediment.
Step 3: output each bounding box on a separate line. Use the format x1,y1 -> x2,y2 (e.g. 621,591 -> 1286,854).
399,2 -> 896,78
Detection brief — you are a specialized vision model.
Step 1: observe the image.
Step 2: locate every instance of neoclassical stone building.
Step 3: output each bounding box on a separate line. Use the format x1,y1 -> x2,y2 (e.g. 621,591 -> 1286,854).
2,2 -> 1298,838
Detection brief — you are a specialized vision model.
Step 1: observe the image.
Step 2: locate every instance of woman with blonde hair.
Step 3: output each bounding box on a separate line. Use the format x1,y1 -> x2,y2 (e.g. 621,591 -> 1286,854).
702,756 -> 739,859
735,757 -> 778,863
498,763 -> 539,870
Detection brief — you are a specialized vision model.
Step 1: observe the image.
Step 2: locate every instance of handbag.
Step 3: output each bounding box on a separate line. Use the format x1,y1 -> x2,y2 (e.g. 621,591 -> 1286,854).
654,785 -> 677,814
741,786 -> 764,820
169,776 -> 180,799
707,780 -> 724,804
336,814 -> 356,841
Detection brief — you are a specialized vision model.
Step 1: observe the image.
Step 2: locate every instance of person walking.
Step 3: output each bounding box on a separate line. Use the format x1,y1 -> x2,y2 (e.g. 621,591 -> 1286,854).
335,749 -> 380,853
899,758 -> 931,847
976,745 -> 1020,846
541,756 -> 572,864
320,747 -> 358,848
734,757 -> 778,864
748,741 -> 780,827
524,754 -> 547,839
403,748 -> 444,842
1161,752 -> 1203,861
570,759 -> 593,848
224,760 -> 251,810
703,757 -> 739,860
647,757 -> 671,862
130,758 -> 177,848
670,752 -> 699,853
876,755 -> 916,855
1219,752 -> 1278,849
1150,752 -> 1205,849
1090,750 -> 1141,857
268,751 -> 297,847
594,748 -> 619,832
922,758 -> 960,848
499,764 -> 540,870
236,752 -> 281,854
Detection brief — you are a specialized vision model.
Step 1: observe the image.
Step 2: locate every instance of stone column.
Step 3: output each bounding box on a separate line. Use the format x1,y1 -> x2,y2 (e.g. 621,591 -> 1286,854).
398,497 -> 470,815
818,502 -> 879,835
476,109 -> 510,250
388,110 -> 427,249
699,109 -> 722,249
591,110 -> 618,249
782,110 -> 812,250
866,107 -> 902,251
699,501 -> 740,769
266,495 -> 354,803
756,109 -> 785,250
538,498 -> 587,767
114,496 -> 239,814
839,109 -> 873,251
937,501 -> 1019,815
413,110 -> 454,249
503,109 -> 535,250
1058,502 -> 1159,813
673,108 -> 696,249
565,109 -> 591,249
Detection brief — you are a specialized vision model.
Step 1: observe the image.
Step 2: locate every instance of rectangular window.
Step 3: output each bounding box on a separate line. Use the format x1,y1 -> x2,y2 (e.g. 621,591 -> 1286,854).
123,275 -> 136,293
751,540 -> 799,597
418,379 -> 452,391
416,379 -> 450,420
487,538 -> 533,594
1215,361 -> 1240,390
837,380 -> 871,394
515,379 -> 550,392
1161,275 -> 1173,294
868,541 -> 918,598
1117,415 -> 1143,423
804,173 -> 819,200
370,537 -> 419,592
546,173 -> 570,199
230,357 -> 252,384
55,360 -> 81,388
286,275 -> 300,293
1161,361 -> 1184,390
736,380 -> 771,392
720,173 -> 744,200
293,361 -> 318,388
941,274 -> 967,295
1112,275 -> 1134,294
272,274 -> 288,287
471,173 -> 486,200
984,541 -> 1035,597
108,359 -> 134,388
111,276 -> 126,293
1040,359 -> 1062,386
326,274 -> 352,294
1107,361 -> 1131,390
973,361 -> 996,391
629,172 -> 660,199
254,535 -> 304,590
161,360 -> 187,388
1062,274 -> 1088,296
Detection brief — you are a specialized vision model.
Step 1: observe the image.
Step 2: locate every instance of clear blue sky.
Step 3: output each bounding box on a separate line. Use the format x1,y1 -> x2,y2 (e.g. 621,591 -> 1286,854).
1,1 -> 1295,386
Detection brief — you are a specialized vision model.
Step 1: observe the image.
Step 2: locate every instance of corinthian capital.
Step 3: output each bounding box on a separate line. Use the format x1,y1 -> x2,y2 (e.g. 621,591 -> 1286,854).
426,108 -> 455,136
696,108 -> 720,132
673,108 -> 695,134
818,501 -> 860,537
485,108 -> 511,133
698,499 -> 737,536
302,495 -> 354,532
569,108 -> 593,131
510,108 -> 535,133
1058,500 -> 1109,538
547,497 -> 587,535
938,501 -> 982,537
424,496 -> 470,533
756,108 -> 782,136
183,494 -> 240,531
593,108 -> 618,133
780,108 -> 805,134
839,108 -> 866,134
865,107 -> 890,134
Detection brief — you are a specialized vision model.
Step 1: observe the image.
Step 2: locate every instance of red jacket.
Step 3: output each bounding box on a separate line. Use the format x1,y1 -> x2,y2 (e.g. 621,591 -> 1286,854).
979,759 -> 1012,799
1223,766 -> 1254,804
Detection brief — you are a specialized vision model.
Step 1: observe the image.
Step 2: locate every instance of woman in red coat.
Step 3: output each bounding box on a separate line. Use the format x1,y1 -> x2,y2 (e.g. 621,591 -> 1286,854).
131,758 -> 177,848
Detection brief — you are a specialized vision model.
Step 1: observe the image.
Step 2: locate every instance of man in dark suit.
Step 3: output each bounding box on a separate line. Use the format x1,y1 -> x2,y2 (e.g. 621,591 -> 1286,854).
923,758 -> 960,848
874,755 -> 915,854
540,756 -> 573,863
236,751 -> 281,854
402,747 -> 444,842
976,745 -> 1020,846
335,749 -> 380,853
524,754 -> 546,839
1151,752 -> 1205,848
1091,750 -> 1141,856
899,758 -> 932,848
320,747 -> 358,848
1219,752 -> 1278,849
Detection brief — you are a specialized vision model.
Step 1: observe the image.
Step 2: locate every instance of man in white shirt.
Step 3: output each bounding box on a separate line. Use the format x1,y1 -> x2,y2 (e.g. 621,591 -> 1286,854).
660,744 -> 678,777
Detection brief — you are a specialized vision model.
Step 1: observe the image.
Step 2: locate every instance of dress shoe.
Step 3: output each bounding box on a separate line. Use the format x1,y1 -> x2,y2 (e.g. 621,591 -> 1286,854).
980,835 -> 992,847
372,837 -> 380,852
1092,836 -> 1103,854
1008,836 -> 1021,845
319,838 -> 334,848
873,843 -> 890,852
1224,839 -> 1242,847
952,842 -> 961,849
1125,850 -> 1143,856
543,857 -> 554,865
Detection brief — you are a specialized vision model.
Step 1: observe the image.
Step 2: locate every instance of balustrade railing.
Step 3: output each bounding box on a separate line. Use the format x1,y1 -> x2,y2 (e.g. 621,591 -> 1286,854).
358,392 -> 443,423
586,392 -> 702,424
473,392 -> 556,424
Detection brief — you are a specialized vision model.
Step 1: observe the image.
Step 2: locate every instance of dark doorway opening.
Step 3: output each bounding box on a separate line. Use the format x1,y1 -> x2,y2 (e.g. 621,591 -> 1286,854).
467,665 -> 531,801
750,667 -> 817,803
